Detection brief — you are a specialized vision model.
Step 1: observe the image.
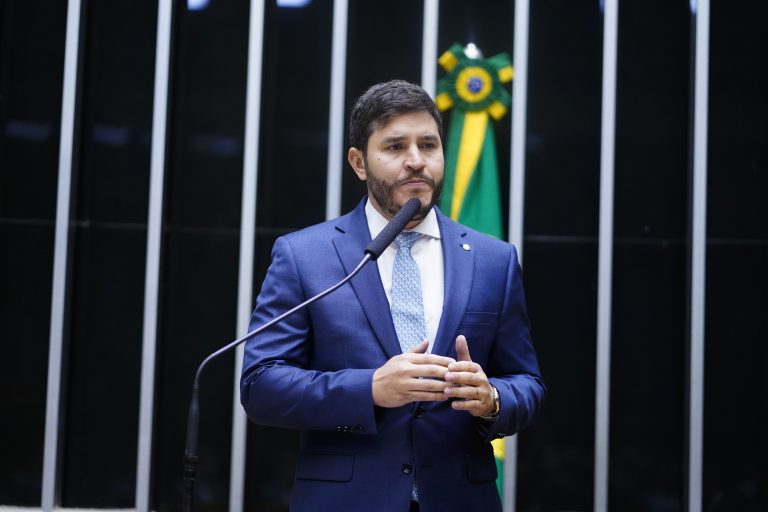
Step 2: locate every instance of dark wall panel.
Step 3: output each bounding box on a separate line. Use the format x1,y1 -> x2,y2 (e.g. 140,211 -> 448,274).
59,2 -> 157,506
0,1 -> 65,220
0,0 -> 67,505
706,3 -> 768,242
153,1 -> 250,510
62,227 -> 147,506
519,241 -> 598,512
0,225 -> 55,504
524,1 -> 602,239
703,2 -> 768,510
609,244 -> 686,510
518,2 -> 603,510
608,1 -> 690,509
703,246 -> 768,510
256,0 -> 332,232
154,232 -> 240,512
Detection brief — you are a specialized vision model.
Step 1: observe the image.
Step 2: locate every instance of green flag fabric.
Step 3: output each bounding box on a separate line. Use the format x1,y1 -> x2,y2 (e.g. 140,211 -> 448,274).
436,42 -> 513,240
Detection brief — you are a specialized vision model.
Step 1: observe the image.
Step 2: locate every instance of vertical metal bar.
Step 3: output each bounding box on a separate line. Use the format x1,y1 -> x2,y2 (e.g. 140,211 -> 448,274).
503,0 -> 530,512
688,0 -> 709,510
421,0 -> 439,97
135,0 -> 173,510
502,435 -> 519,512
42,0 -> 82,509
325,0 -> 349,221
229,0 -> 266,511
594,0 -> 619,511
508,0 -> 529,255
504,0 -> 530,510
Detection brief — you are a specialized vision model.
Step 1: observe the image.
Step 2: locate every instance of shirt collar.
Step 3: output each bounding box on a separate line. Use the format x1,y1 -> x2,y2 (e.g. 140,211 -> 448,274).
364,197 -> 441,241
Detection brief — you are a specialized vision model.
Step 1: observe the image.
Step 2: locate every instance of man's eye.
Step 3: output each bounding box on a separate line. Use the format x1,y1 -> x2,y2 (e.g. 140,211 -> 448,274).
388,144 -> 402,151
420,143 -> 436,149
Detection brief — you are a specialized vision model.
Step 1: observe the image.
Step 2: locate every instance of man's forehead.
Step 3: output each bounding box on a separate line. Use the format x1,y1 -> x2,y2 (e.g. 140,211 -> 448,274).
372,111 -> 440,136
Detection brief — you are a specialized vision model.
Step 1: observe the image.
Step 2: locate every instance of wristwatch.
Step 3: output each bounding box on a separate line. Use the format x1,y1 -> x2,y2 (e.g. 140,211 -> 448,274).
489,385 -> 500,417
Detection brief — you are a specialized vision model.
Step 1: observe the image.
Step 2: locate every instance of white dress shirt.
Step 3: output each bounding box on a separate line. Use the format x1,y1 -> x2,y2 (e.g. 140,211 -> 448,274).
365,199 -> 444,353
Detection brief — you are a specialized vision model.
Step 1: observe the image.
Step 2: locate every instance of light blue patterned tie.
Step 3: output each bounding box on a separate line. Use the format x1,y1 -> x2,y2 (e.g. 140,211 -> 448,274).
391,231 -> 426,353
392,233 -> 425,502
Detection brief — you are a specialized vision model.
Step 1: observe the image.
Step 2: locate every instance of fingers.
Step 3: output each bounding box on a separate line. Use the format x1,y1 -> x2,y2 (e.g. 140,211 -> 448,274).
450,395 -> 485,412
407,363 -> 452,380
372,348 -> 456,407
444,369 -> 486,387
408,340 -> 429,354
408,378 -> 450,394
445,358 -> 485,387
402,375 -> 452,403
455,335 -> 472,362
403,352 -> 454,368
446,360 -> 482,373
446,383 -> 493,416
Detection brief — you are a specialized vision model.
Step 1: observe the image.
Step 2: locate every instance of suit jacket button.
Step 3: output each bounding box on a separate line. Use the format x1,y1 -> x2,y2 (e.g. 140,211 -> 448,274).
415,406 -> 424,419
402,464 -> 413,474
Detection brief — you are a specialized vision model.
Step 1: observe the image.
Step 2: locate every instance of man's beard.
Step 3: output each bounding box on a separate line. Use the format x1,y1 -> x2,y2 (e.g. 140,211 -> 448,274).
365,166 -> 444,221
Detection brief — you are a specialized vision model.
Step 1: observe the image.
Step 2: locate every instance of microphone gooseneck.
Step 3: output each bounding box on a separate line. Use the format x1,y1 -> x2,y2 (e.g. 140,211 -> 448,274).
183,198 -> 422,512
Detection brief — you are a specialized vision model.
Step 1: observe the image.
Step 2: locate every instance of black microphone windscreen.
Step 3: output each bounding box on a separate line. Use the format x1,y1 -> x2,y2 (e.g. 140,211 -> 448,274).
364,198 -> 422,260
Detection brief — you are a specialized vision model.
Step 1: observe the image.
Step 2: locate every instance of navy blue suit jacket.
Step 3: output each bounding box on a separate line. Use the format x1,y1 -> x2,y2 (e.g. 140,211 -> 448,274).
241,200 -> 545,512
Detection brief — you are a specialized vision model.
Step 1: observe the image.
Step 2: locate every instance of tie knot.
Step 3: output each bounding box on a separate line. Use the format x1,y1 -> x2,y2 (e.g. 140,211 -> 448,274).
395,231 -> 421,251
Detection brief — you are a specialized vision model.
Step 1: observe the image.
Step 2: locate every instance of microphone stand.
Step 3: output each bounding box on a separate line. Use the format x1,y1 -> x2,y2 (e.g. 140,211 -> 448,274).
183,254 -> 372,512
182,197 -> 420,512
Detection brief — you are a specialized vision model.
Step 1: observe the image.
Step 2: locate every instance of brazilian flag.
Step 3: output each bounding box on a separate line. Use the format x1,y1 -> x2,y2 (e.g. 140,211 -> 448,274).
437,43 -> 513,499
436,43 -> 513,240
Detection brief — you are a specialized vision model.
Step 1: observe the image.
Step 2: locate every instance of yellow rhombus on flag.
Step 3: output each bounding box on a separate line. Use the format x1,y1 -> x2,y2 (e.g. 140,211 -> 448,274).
436,42 -> 513,241
437,42 -> 514,500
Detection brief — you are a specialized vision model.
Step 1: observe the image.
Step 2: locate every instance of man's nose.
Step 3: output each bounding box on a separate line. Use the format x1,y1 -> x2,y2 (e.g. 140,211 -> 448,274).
404,145 -> 426,171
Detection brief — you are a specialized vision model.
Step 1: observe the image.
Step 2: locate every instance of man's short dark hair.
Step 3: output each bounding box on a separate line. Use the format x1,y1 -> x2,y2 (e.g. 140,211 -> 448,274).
348,79 -> 443,155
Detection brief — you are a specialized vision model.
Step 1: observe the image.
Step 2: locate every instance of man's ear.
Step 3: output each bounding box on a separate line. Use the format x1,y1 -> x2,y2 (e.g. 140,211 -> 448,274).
348,147 -> 367,181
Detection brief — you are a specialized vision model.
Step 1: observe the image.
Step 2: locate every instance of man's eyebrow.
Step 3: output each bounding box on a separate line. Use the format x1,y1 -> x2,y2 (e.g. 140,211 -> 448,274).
380,135 -> 406,143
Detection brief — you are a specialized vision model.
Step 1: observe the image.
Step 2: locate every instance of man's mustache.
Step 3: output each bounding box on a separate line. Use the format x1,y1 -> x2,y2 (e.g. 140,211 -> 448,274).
397,175 -> 436,188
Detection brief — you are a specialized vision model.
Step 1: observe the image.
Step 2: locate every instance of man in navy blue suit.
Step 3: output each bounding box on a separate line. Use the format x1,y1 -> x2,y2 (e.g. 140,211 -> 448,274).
241,80 -> 545,512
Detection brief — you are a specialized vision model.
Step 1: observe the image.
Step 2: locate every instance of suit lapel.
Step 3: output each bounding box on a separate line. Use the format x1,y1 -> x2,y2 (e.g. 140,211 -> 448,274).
432,214 -> 474,358
332,201 -> 402,360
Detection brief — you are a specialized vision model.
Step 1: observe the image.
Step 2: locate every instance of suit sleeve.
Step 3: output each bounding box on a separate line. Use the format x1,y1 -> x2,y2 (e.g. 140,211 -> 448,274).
481,244 -> 546,442
240,236 -> 379,434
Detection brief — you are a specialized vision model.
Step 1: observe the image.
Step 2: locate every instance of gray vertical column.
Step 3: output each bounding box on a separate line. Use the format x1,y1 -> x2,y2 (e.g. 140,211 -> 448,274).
688,0 -> 709,510
135,0 -> 173,510
594,0 -> 618,511
421,0 -> 439,97
229,0 -> 266,511
325,0 -> 349,220
41,0 -> 82,509
504,1 -> 530,510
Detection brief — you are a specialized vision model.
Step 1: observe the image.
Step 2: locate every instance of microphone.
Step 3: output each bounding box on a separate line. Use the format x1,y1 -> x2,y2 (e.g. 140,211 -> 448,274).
365,197 -> 421,259
183,197 -> 422,512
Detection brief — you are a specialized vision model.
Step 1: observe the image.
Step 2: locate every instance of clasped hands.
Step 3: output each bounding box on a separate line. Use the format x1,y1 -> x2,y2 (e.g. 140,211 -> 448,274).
372,335 -> 495,417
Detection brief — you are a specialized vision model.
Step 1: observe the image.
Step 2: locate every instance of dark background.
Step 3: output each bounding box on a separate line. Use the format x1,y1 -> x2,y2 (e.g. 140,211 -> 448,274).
1,0 -> 765,511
